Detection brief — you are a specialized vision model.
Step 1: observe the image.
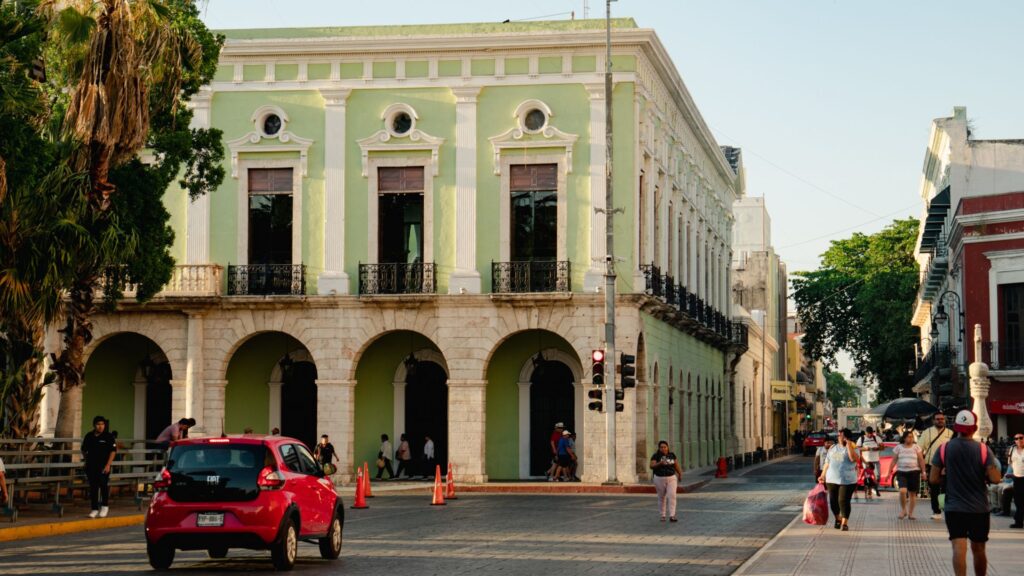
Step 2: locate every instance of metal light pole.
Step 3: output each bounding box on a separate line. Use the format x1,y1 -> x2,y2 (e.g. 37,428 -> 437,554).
602,0 -> 620,485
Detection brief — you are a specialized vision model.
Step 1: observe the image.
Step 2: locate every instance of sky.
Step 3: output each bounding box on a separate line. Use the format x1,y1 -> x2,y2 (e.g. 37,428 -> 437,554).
199,0 -> 1024,377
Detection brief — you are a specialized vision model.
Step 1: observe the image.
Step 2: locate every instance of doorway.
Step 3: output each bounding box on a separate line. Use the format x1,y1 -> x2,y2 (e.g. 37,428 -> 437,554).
144,362 -> 173,441
404,361 -> 448,475
282,361 -> 318,449
529,360 -> 575,476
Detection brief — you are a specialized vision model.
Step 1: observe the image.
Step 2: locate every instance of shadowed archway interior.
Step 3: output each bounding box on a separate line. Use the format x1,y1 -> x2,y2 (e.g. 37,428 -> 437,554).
404,360 -> 448,474
529,360 -> 574,476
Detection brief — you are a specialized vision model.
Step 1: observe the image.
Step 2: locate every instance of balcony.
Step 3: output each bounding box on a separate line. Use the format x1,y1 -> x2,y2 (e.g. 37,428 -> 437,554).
491,260 -> 570,293
913,344 -> 958,383
664,275 -> 676,305
983,341 -> 1024,371
640,264 -> 663,297
358,262 -> 435,295
164,264 -> 223,297
226,264 -> 306,296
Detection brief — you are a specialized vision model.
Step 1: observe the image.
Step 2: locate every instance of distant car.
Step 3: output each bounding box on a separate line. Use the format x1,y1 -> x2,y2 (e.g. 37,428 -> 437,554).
802,432 -> 828,456
144,435 -> 343,571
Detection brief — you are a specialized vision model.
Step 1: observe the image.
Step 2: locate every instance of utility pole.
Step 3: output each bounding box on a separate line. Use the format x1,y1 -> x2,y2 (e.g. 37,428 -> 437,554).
602,0 -> 620,485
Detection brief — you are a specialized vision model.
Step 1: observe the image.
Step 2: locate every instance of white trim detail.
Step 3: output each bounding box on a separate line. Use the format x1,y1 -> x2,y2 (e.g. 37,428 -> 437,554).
186,88 -> 213,265
226,106 -> 314,179
235,158 -> 303,266
366,156 -> 435,266
514,99 -> 552,135
356,128 -> 444,178
382,102 -> 418,138
319,88 -> 352,295
984,249 -> 1024,364
450,87 -> 482,294
488,120 -> 578,175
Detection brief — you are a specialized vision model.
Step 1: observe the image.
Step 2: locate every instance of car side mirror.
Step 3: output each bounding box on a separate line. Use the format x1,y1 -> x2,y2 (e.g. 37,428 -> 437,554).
314,466 -> 325,478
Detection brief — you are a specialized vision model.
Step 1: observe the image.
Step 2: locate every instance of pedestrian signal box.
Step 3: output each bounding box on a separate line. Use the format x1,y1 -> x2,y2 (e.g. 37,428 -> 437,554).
620,353 -> 636,388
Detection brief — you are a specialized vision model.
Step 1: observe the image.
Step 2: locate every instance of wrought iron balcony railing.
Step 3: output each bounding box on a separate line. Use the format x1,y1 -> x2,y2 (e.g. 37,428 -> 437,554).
491,260 -> 570,293
913,344 -> 956,383
640,264 -> 663,297
358,262 -> 436,295
227,264 -> 306,296
664,275 -> 676,305
983,340 -> 1024,370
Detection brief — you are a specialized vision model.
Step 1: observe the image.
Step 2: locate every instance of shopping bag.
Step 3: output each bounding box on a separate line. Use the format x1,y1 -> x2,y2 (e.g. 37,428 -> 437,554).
803,483 -> 829,525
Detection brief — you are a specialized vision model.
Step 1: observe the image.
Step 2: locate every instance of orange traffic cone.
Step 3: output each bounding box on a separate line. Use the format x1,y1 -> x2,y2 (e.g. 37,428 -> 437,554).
351,467 -> 368,509
445,462 -> 458,500
430,464 -> 446,506
363,462 -> 374,498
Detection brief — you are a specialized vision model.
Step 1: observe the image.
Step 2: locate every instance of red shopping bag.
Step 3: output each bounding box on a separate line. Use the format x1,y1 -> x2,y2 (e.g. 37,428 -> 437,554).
802,483 -> 829,525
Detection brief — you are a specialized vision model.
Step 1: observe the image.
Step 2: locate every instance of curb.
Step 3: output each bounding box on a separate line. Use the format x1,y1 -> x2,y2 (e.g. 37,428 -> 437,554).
457,479 -> 709,494
0,514 -> 145,543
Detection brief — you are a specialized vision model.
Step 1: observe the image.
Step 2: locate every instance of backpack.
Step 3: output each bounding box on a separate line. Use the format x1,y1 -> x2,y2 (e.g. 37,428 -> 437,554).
939,441 -> 988,467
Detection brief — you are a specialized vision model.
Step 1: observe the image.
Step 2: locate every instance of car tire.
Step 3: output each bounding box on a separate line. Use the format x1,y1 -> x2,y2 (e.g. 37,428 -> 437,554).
271,516 -> 298,571
147,541 -> 175,570
208,546 -> 228,559
319,511 -> 343,560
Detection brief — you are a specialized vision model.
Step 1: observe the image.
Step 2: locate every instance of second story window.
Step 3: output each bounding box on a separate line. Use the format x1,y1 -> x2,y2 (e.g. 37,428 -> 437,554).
378,166 -> 424,264
510,164 -> 557,262
1001,283 -> 1024,367
248,167 -> 294,265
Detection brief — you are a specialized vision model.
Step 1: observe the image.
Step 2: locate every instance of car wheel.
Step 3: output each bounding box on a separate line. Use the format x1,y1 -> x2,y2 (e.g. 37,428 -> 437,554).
208,546 -> 228,559
318,512 -> 343,559
147,541 -> 175,570
271,516 -> 298,571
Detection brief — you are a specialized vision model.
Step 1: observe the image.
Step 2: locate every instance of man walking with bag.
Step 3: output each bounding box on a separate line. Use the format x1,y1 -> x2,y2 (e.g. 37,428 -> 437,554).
919,412 -> 954,519
82,415 -> 117,518
929,410 -> 1001,576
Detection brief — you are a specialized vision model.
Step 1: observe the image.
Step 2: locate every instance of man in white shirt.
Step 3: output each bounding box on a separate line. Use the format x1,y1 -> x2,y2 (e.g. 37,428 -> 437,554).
423,435 -> 436,479
1009,432 -> 1024,528
919,413 -> 954,519
857,426 -> 883,497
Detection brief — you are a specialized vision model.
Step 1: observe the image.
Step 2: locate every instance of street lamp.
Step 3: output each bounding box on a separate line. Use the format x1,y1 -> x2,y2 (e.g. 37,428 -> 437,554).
933,290 -> 965,342
929,320 -> 939,341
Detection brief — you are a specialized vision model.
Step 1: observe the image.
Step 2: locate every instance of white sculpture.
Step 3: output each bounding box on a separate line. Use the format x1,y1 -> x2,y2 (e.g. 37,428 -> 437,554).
968,324 -> 993,442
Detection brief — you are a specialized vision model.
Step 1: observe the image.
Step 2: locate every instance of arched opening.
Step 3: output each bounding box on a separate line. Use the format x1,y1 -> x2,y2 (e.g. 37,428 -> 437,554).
404,359 -> 448,475
528,360 -> 575,476
633,334 -> 649,476
83,333 -> 171,440
225,332 -> 316,442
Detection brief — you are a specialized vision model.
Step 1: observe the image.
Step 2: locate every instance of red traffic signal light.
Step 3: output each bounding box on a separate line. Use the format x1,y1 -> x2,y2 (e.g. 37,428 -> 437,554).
592,349 -> 605,363
592,349 -> 605,386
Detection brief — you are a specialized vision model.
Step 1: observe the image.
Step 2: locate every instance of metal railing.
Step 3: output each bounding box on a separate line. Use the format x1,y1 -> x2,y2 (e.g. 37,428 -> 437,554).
226,264 -> 306,296
640,264 -> 663,297
983,340 -> 1024,370
491,260 -> 570,293
664,275 -> 676,305
358,262 -> 435,295
914,344 -> 957,383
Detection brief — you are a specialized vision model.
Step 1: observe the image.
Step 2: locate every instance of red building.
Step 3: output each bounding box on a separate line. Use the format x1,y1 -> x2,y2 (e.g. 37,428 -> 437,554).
912,107 -> 1024,439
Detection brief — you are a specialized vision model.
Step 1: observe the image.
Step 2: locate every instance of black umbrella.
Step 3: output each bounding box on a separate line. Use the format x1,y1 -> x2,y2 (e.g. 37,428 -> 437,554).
866,397 -> 939,420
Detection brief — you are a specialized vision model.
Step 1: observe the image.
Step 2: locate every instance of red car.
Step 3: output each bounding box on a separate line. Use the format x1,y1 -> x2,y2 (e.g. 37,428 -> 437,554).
802,432 -> 830,456
145,435 -> 343,571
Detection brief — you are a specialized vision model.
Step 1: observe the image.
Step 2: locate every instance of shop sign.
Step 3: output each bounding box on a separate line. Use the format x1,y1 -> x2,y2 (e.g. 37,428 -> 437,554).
771,380 -> 792,401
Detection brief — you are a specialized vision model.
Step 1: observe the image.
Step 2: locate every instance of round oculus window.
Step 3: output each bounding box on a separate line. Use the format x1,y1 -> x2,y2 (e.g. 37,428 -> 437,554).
524,108 -> 547,132
391,111 -> 413,135
262,114 -> 282,136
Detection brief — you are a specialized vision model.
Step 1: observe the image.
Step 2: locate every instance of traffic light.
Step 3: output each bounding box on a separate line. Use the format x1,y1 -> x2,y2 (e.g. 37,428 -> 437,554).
620,353 -> 636,388
588,389 -> 603,412
614,389 -> 624,401
615,402 -> 624,412
591,349 -> 605,387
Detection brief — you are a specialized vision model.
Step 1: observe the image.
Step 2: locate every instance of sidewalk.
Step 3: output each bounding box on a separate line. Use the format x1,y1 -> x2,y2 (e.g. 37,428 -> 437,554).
735,491 -> 1024,576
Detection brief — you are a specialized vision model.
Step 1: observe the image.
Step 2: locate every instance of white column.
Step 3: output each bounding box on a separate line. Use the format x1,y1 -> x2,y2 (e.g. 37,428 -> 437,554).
186,89 -> 213,264
318,380 -> 356,483
133,381 -> 147,441
318,88 -> 353,295
39,326 -> 62,437
185,313 -> 205,435
448,380 -> 488,482
449,87 -> 482,294
170,379 -> 186,423
204,380 -> 228,436
268,382 -> 283,433
392,381 -> 406,444
518,381 -> 532,479
584,84 -> 606,292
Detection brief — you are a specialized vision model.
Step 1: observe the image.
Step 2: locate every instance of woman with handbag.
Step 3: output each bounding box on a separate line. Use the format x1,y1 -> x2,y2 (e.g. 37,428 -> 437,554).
395,434 -> 412,478
818,428 -> 861,531
377,433 -> 395,479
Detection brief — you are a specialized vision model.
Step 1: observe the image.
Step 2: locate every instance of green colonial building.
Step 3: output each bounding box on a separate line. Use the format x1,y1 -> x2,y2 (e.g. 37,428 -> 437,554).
43,19 -> 748,483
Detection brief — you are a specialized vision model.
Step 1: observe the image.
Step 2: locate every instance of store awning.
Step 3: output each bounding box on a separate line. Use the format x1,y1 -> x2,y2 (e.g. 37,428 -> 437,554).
986,382 -> 1024,415
919,186 -> 950,250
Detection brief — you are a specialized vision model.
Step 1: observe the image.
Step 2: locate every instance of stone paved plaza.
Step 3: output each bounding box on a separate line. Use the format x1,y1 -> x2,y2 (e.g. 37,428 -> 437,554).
0,459 -> 809,575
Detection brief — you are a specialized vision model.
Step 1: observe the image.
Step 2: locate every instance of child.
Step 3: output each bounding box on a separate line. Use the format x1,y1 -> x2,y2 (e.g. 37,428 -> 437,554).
863,462 -> 879,500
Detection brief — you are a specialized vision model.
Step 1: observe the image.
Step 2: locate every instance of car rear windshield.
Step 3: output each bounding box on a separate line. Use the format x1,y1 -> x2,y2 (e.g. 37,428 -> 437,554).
808,433 -> 826,439
166,443 -> 270,503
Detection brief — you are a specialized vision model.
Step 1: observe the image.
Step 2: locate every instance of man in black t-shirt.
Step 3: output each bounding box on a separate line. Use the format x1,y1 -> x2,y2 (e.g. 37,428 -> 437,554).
81,415 -> 117,518
313,435 -> 338,474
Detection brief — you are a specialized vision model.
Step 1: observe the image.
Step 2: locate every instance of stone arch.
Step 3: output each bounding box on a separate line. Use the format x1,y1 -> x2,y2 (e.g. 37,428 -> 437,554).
86,316 -> 186,386
219,328 -> 319,382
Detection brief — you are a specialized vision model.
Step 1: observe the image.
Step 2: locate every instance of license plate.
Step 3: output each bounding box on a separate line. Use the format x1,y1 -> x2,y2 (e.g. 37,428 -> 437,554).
196,512 -> 224,527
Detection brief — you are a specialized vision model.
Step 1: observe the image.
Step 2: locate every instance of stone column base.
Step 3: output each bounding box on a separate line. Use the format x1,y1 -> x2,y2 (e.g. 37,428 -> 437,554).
317,271 -> 350,295
448,270 -> 481,294
447,379 -> 487,481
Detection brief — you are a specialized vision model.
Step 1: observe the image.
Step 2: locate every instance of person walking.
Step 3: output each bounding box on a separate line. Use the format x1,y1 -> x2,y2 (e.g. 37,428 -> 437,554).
650,441 -> 683,522
546,422 -> 565,481
376,433 -> 395,480
1008,431 -> 1024,528
423,434 -> 436,478
889,430 -> 927,519
813,435 -> 835,482
313,434 -> 339,475
81,415 -> 117,518
395,434 -> 412,478
818,428 -> 860,531
857,426 -> 883,497
928,411 -> 1001,576
553,430 -> 576,481
0,456 -> 8,506
919,412 -> 954,519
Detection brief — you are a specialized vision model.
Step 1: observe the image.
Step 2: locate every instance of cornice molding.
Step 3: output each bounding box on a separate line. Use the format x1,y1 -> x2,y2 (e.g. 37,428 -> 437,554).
488,125 -> 579,175
225,130 -> 314,178
356,128 -> 445,177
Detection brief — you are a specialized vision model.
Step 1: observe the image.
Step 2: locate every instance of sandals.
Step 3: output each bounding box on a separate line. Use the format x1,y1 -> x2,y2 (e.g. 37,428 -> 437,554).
841,524 -> 849,532
669,516 -> 678,522
898,512 -> 907,519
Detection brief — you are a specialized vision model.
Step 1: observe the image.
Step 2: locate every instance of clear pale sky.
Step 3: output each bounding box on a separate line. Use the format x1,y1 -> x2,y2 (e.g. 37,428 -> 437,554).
200,0 -> 1023,275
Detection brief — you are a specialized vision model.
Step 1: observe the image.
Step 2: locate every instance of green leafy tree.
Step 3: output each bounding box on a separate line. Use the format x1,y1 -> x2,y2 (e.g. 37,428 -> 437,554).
824,370 -> 861,408
792,218 -> 919,402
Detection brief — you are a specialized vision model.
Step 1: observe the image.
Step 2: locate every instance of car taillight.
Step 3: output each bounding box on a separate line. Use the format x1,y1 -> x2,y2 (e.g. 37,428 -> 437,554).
258,466 -> 285,490
154,468 -> 171,492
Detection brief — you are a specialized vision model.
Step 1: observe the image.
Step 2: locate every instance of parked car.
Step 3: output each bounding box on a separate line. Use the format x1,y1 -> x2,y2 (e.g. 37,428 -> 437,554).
802,432 -> 829,456
144,435 -> 343,571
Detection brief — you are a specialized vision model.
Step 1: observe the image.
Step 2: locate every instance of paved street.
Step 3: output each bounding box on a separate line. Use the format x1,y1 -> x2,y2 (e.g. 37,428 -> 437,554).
0,458 -> 810,575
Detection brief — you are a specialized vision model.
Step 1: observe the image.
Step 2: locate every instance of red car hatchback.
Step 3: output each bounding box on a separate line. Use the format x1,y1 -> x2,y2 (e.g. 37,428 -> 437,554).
144,435 -> 343,571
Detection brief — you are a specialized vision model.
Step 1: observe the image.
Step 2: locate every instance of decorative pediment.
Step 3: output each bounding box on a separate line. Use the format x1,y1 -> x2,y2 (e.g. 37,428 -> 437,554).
356,129 -> 445,177
226,130 -> 314,178
488,125 -> 579,175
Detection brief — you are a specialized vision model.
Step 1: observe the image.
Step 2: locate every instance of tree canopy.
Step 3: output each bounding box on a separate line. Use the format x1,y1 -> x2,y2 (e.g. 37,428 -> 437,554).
792,218 -> 919,402
825,370 -> 862,409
